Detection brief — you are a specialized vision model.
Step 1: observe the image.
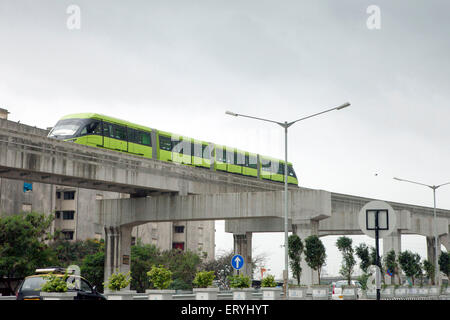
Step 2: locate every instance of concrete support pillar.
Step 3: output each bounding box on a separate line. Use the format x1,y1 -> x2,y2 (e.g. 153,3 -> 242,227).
383,230 -> 401,285
233,232 -> 253,278
104,225 -> 133,289
426,236 -> 443,285
292,220 -> 319,286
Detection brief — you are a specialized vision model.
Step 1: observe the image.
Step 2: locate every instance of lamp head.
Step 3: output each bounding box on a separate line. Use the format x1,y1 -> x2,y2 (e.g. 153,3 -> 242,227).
225,111 -> 238,117
336,102 -> 351,110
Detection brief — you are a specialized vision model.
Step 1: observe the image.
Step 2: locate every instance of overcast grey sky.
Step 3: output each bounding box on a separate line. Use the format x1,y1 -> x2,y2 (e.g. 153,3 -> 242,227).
1,1 -> 449,277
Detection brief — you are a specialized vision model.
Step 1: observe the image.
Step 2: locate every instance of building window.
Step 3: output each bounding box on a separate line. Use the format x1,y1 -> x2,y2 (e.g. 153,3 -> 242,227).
62,211 -> 75,220
172,242 -> 184,251
62,231 -> 74,240
56,192 -> 61,199
131,237 -> 136,246
174,226 -> 185,233
63,191 -> 75,200
55,211 -> 61,219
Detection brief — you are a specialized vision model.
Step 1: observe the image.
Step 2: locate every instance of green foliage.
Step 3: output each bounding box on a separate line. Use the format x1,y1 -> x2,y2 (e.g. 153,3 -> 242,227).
169,278 -> 191,291
50,238 -> 103,267
147,265 -> 173,290
131,242 -> 161,292
261,274 -> 277,288
192,271 -> 215,288
161,249 -> 202,289
336,236 -> 356,285
357,273 -> 371,291
438,251 -> 450,278
41,273 -> 68,293
355,243 -> 371,274
398,250 -> 422,285
104,270 -> 132,291
228,274 -> 251,289
81,250 -> 105,292
130,242 -> 202,292
288,234 -> 303,285
0,212 -> 56,295
383,250 -> 400,285
304,235 -> 327,283
200,250 -> 233,290
423,259 -> 435,285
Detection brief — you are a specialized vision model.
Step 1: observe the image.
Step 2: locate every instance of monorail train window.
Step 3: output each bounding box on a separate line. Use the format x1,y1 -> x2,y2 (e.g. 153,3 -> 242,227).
79,121 -> 101,136
140,132 -> 151,146
288,165 -> 297,178
215,147 -> 226,162
235,152 -> 245,166
277,162 -> 285,175
130,129 -> 151,146
245,155 -> 257,169
261,159 -> 271,170
173,139 -> 190,154
202,144 -> 211,160
159,135 -> 172,151
225,149 -> 234,164
192,143 -> 203,158
248,155 -> 257,169
103,122 -> 113,138
113,124 -> 127,141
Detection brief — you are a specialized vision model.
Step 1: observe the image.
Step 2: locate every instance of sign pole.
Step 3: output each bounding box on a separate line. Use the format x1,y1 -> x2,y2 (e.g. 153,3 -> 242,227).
375,211 -> 381,301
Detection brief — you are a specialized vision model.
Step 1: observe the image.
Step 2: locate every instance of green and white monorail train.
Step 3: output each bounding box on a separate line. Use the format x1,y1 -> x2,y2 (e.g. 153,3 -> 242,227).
48,113 -> 298,185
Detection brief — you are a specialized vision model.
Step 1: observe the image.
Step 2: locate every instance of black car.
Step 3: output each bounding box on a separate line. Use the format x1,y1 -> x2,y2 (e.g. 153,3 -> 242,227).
16,269 -> 106,300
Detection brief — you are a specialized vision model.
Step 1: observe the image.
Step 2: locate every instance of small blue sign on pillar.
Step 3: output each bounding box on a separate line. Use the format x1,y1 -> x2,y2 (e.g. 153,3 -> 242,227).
23,182 -> 33,192
231,254 -> 244,270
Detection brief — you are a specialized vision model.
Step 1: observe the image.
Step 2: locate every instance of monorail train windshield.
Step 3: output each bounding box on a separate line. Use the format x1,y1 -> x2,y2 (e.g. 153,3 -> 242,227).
48,118 -> 99,139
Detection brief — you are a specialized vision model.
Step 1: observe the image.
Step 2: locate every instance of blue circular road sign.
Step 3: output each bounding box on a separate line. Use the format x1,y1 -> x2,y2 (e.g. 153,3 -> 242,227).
231,254 -> 244,270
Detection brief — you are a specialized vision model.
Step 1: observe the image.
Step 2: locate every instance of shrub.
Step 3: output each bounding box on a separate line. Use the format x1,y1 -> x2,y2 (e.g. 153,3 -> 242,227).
147,265 -> 173,290
192,271 -> 215,288
104,270 -> 132,291
41,273 -> 68,293
228,274 -> 251,289
261,275 -> 277,288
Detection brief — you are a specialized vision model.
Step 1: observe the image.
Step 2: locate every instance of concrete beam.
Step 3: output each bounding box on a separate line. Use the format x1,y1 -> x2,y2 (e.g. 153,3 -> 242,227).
97,189 -> 332,227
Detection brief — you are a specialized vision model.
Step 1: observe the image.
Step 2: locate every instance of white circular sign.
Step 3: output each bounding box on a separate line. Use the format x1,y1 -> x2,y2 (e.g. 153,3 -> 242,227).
358,200 -> 397,238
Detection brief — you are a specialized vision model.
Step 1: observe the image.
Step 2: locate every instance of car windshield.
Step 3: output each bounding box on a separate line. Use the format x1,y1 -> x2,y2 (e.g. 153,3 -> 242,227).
21,277 -> 47,291
48,119 -> 86,138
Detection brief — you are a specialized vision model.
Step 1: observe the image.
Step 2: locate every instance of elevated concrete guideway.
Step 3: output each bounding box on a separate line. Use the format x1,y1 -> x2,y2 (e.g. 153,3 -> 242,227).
0,126 -> 294,195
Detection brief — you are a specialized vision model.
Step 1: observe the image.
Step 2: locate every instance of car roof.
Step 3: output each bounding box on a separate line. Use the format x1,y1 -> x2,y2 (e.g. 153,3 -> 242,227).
25,274 -> 88,281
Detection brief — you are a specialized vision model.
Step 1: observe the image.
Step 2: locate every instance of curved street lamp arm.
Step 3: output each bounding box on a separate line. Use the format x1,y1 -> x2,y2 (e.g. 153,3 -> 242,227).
287,102 -> 351,127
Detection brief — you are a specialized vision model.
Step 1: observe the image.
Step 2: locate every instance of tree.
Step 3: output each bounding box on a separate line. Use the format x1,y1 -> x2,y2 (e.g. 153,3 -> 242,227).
50,238 -> 103,267
304,235 -> 327,284
438,251 -> 450,279
398,250 -> 422,285
81,250 -> 105,292
0,212 -> 55,295
161,248 -> 202,290
383,250 -> 400,285
130,241 -> 161,292
355,243 -> 371,274
336,236 -> 356,285
288,234 -> 304,285
201,250 -> 233,290
423,259 -> 435,285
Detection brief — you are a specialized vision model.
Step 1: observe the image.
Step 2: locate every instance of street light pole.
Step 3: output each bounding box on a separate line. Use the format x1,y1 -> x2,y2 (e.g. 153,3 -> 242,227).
226,102 -> 350,298
393,177 -> 450,285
